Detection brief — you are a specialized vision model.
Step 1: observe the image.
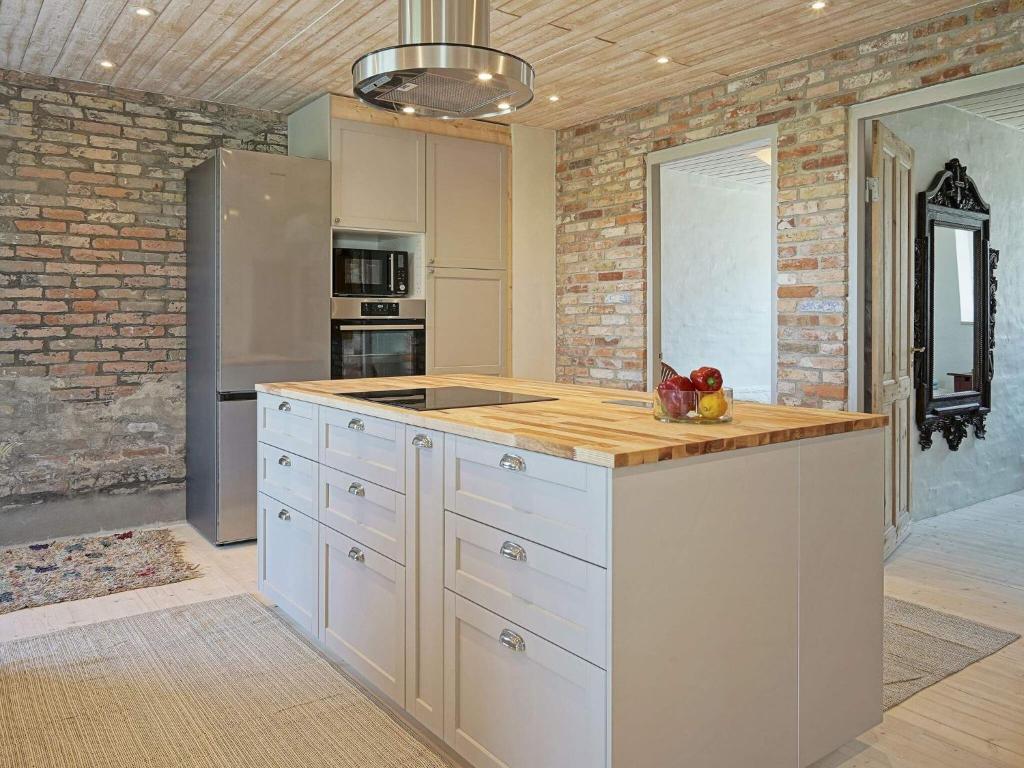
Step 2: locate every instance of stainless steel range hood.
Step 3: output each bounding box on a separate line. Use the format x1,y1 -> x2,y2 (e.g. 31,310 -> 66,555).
352,0 -> 535,120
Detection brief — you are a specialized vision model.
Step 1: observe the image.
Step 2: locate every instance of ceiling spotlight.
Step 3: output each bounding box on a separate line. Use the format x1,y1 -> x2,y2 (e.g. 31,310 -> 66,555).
135,7 -> 153,16
656,56 -> 670,64
99,60 -> 115,69
478,72 -> 493,81
548,95 -> 559,102
497,102 -> 511,110
401,106 -> 416,114
810,0 -> 827,8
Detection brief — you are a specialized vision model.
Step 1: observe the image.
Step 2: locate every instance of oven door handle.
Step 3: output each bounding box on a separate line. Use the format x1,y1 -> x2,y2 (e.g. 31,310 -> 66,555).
334,324 -> 425,332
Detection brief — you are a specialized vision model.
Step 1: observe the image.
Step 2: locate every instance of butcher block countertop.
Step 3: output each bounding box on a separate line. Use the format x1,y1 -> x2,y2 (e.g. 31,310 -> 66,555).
256,375 -> 887,469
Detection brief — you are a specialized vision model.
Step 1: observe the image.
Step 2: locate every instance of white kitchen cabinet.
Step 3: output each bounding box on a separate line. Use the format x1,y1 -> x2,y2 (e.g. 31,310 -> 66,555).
427,267 -> 507,375
257,442 -> 318,518
257,393 -> 318,461
404,426 -> 446,738
445,513 -> 607,668
330,118 -> 425,233
319,465 -> 406,564
444,435 -> 608,566
444,592 -> 607,768
257,493 -> 317,635
427,134 -> 507,270
320,525 -> 406,705
319,406 -> 406,492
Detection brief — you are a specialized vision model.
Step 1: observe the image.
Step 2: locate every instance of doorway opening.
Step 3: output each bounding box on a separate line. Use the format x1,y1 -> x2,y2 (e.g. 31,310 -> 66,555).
648,130 -> 777,401
852,67 -> 1024,558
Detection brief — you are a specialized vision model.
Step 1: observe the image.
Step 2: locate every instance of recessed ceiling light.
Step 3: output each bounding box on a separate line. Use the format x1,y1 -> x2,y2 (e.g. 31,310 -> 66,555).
656,56 -> 670,64
478,72 -> 493,81
135,7 -> 153,16
401,106 -> 416,114
99,60 -> 115,69
810,0 -> 827,9
548,95 -> 559,102
497,102 -> 511,110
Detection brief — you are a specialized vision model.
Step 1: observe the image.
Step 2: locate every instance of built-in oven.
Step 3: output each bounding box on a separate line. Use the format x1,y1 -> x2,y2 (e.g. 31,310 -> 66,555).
333,248 -> 409,297
331,298 -> 426,379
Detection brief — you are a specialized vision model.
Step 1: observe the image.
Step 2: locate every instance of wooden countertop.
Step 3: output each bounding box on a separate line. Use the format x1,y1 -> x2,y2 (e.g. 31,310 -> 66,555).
256,375 -> 887,469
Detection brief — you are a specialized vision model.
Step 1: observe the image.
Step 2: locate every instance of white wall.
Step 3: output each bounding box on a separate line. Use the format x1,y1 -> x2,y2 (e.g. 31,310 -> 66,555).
511,124 -> 556,381
881,104 -> 1024,519
931,226 -> 975,395
659,170 -> 772,401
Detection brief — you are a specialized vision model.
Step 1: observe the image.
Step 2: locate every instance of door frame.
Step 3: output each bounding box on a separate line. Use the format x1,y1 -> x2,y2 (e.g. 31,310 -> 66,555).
847,63 -> 1024,413
645,124 -> 780,394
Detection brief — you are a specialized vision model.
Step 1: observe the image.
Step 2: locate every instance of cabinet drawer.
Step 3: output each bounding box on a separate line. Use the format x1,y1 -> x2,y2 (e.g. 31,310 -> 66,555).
320,406 -> 405,492
320,465 -> 405,564
444,593 -> 606,768
257,393 -> 317,460
258,442 -> 317,517
445,436 -> 608,566
445,513 -> 607,668
257,493 -> 317,635
320,525 -> 406,706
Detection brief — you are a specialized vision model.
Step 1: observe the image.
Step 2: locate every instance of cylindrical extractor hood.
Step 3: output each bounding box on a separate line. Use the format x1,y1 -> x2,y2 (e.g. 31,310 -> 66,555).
352,0 -> 535,120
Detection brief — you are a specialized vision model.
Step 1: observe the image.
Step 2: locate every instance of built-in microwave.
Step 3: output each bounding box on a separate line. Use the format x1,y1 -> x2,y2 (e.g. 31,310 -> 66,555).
332,248 -> 409,297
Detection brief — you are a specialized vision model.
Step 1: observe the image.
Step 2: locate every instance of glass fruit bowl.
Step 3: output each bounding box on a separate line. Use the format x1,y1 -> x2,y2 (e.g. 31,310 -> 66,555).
654,387 -> 733,424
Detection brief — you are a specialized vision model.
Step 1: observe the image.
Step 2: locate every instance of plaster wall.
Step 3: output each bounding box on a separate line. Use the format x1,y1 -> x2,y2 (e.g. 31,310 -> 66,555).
659,170 -> 773,401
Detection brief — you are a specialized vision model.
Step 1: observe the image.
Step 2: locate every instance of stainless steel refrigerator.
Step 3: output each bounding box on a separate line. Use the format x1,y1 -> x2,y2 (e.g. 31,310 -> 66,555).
185,149 -> 331,544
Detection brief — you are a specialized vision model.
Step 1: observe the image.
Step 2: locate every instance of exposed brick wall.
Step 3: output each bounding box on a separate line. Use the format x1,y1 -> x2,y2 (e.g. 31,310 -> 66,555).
556,1 -> 1024,407
0,69 -> 285,513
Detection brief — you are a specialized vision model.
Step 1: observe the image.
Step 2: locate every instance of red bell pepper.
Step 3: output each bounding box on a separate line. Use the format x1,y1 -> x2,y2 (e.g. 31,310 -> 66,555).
690,366 -> 723,392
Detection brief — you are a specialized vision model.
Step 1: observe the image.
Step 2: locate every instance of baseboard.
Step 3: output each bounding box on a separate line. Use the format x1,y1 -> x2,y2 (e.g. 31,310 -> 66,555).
1,487 -> 185,545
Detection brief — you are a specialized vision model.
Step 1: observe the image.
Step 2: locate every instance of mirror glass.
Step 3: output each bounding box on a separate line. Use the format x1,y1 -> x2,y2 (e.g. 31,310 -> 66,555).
931,224 -> 976,396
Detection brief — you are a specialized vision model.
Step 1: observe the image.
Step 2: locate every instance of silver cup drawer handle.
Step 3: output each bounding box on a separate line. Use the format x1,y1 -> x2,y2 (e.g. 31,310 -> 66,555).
277,401 -> 291,412
499,541 -> 527,562
348,547 -> 365,563
277,455 -> 291,467
277,509 -> 291,521
498,629 -> 526,652
347,418 -> 365,432
411,433 -> 433,449
498,453 -> 526,472
348,482 -> 365,497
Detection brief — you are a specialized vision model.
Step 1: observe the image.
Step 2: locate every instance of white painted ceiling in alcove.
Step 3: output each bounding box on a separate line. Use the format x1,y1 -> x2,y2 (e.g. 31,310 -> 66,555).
951,85 -> 1024,132
662,140 -> 773,186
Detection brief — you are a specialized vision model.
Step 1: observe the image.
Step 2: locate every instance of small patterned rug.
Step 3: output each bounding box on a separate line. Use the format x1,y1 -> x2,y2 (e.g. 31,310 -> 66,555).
0,528 -> 199,615
883,596 -> 1019,709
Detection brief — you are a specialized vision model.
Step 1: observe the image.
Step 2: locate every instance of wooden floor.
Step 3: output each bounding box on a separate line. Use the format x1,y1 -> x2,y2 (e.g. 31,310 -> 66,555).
813,490 -> 1024,768
1,495 -> 1022,767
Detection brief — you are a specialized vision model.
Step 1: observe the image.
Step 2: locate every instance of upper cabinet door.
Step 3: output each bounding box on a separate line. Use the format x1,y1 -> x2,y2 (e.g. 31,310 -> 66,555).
331,119 -> 425,233
427,135 -> 508,269
427,267 -> 507,375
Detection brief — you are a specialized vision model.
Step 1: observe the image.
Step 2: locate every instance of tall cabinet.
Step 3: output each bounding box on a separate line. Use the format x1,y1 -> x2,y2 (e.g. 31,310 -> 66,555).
288,95 -> 510,375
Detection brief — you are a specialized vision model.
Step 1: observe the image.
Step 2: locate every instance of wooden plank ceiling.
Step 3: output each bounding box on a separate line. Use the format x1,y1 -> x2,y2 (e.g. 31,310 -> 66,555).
0,0 -> 974,129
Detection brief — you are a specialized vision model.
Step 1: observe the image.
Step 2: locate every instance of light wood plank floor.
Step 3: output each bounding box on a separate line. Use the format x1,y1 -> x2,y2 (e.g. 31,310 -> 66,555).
814,490 -> 1024,768
1,496 -> 1022,767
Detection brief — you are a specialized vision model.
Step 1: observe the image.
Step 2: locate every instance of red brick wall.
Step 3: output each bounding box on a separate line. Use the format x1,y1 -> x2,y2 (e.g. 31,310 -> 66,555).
0,69 -> 284,510
556,1 -> 1024,407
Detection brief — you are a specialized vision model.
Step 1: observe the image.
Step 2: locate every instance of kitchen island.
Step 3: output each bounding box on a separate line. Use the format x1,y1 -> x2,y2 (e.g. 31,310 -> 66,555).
254,374 -> 887,768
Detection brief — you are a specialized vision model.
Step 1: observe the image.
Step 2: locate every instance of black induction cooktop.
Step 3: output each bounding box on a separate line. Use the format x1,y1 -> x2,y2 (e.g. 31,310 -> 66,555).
338,386 -> 557,411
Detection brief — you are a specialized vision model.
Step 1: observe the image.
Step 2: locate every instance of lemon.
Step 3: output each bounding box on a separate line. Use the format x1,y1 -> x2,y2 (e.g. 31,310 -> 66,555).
697,391 -> 728,420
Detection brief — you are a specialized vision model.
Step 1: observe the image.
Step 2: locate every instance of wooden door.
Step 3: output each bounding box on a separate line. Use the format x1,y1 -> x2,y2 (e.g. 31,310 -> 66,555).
330,119 -> 425,232
427,134 -> 508,269
426,267 -> 507,374
870,122 -> 914,558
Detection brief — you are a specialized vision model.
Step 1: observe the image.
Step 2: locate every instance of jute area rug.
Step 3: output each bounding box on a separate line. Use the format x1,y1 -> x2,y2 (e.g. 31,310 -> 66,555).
1,529 -> 199,615
0,594 -> 453,768
884,596 -> 1019,710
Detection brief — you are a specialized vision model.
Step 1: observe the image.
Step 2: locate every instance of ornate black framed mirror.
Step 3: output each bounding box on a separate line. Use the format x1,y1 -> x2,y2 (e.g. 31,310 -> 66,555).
914,159 -> 999,451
